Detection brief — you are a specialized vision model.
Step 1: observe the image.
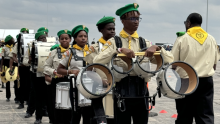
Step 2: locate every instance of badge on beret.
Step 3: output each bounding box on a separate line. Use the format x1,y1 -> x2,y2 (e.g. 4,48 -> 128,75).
113,18 -> 115,22
64,29 -> 68,33
26,28 -> 27,31
101,45 -> 109,52
45,27 -> 47,30
83,25 -> 86,30
134,3 -> 138,8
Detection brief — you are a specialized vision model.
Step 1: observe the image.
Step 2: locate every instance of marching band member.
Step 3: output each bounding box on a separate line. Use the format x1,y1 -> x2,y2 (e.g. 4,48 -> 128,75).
93,3 -> 174,124
43,29 -> 72,124
172,13 -> 217,124
0,35 -> 19,103
23,31 -> 48,124
9,28 -> 30,109
57,25 -> 92,124
84,16 -> 115,64
0,40 -> 5,90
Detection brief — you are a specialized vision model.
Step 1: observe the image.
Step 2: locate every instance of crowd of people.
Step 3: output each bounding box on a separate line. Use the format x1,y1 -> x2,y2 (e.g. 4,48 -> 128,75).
0,3 -> 218,124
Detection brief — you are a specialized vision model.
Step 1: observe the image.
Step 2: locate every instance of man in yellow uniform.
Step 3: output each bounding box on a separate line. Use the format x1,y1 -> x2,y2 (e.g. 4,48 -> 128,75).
171,13 -> 217,124
93,3 -> 174,124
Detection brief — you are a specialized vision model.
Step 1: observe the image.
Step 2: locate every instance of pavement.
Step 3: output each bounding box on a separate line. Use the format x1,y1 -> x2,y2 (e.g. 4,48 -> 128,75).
0,62 -> 219,124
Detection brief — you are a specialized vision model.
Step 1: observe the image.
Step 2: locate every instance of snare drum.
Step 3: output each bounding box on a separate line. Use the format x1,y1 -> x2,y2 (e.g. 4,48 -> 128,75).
56,82 -> 71,109
32,42 -> 56,73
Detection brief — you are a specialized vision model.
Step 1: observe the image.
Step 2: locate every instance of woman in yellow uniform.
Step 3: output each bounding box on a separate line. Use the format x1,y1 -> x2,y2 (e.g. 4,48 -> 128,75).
43,29 -> 72,124
0,35 -> 18,102
57,25 -> 92,124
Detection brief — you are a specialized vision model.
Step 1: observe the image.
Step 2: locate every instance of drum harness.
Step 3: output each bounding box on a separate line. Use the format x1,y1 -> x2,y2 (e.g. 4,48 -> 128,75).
112,36 -> 162,112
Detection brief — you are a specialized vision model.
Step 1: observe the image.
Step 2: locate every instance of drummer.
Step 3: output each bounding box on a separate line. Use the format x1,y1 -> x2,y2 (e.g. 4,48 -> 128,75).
9,28 -> 31,109
23,31 -> 48,124
84,16 -> 115,64
0,35 -> 19,103
57,25 -> 92,124
43,29 -> 72,124
93,3 -> 174,124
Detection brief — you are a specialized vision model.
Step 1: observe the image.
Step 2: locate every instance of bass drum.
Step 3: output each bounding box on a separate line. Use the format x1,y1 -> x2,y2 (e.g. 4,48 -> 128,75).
32,42 -> 56,73
76,63 -> 114,99
156,61 -> 199,99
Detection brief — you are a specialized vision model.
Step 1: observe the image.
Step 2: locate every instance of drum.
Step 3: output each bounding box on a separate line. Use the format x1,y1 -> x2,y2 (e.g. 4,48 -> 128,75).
103,92 -> 114,118
133,52 -> 163,78
5,66 -> 18,81
76,63 -> 114,99
156,61 -> 199,99
20,34 -> 35,57
56,82 -> 71,109
46,37 -> 57,43
109,54 -> 134,80
32,42 -> 56,73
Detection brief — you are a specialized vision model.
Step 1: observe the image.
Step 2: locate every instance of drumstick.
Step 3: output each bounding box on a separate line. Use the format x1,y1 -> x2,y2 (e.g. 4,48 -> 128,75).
117,52 -> 161,57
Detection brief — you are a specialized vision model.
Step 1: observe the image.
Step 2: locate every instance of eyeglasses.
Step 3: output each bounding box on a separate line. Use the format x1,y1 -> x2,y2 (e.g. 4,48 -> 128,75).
124,17 -> 142,22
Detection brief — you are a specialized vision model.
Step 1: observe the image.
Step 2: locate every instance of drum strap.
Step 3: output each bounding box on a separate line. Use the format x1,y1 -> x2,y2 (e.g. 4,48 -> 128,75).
31,42 -> 35,72
57,48 -> 62,59
69,76 -> 79,111
17,34 -> 22,65
114,35 -> 146,50
67,48 -> 86,69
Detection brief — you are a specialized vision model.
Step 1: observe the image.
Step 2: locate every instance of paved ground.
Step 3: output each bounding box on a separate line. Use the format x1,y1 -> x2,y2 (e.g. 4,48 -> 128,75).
0,62 -> 219,124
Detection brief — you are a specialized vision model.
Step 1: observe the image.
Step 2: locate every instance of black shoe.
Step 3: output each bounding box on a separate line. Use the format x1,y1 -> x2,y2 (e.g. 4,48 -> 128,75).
15,100 -> 19,104
149,112 -> 158,117
49,120 -> 53,124
24,113 -> 32,118
6,99 -> 10,102
34,119 -> 42,124
43,111 -> 48,117
17,104 -> 24,109
0,90 -> 2,92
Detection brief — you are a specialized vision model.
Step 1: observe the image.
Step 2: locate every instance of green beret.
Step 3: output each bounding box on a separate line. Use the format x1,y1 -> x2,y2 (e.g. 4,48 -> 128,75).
176,32 -> 186,37
116,3 -> 139,17
50,44 -> 59,51
96,16 -> 115,26
35,31 -> 46,40
57,29 -> 72,37
37,27 -> 49,33
72,25 -> 89,37
20,28 -> 29,33
5,35 -> 13,43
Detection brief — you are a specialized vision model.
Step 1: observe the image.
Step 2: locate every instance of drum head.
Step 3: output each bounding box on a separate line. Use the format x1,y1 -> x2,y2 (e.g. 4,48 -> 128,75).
80,64 -> 114,96
111,54 -> 133,74
136,54 -> 164,74
164,61 -> 199,95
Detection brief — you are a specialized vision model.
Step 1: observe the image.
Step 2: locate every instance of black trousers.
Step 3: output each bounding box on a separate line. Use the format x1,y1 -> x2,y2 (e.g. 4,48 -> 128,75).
32,73 -> 48,119
71,106 -> 92,124
47,78 -> 72,124
114,76 -> 149,124
3,59 -> 19,100
18,66 -> 30,104
175,76 -> 214,124
26,71 -> 36,115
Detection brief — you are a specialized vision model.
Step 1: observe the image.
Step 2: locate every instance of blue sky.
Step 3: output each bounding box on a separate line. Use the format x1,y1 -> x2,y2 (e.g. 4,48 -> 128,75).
0,0 -> 219,44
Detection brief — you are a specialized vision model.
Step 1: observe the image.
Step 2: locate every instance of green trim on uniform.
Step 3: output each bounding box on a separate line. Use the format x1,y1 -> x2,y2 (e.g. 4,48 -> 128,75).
176,32 -> 186,37
50,44 -> 59,51
71,25 -> 89,37
116,3 -> 139,17
37,27 -> 49,33
35,31 -> 46,40
96,16 -> 115,26
5,35 -> 13,43
57,29 -> 72,37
